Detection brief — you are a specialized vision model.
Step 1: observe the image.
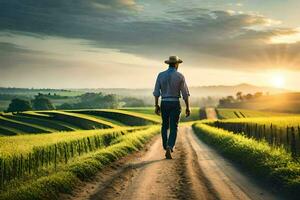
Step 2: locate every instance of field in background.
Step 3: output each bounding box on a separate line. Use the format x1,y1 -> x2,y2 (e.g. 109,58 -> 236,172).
218,92 -> 300,113
0,109 -> 159,136
121,107 -> 201,122
216,108 -> 292,119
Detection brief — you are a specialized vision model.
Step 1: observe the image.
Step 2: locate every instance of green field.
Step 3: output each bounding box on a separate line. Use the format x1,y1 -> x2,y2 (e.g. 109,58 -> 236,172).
0,108 -> 161,199
216,108 -> 292,119
209,116 -> 300,156
191,108 -> 300,198
0,109 -> 160,136
120,107 -> 201,122
192,122 -> 300,197
0,107 -> 202,198
2,107 -> 300,199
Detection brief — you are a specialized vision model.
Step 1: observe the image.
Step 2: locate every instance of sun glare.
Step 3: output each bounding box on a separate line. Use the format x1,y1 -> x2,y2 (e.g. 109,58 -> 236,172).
270,73 -> 285,88
270,28 -> 300,44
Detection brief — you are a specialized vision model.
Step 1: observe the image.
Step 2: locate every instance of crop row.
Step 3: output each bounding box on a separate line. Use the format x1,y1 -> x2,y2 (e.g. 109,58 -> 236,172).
38,111 -> 118,129
209,120 -> 300,157
216,108 -> 290,119
0,126 -> 160,200
72,109 -> 159,126
0,128 -> 140,189
192,123 -> 300,198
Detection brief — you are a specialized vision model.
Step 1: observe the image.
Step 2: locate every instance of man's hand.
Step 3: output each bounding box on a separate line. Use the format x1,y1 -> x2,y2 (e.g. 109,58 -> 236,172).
185,108 -> 191,117
155,105 -> 161,115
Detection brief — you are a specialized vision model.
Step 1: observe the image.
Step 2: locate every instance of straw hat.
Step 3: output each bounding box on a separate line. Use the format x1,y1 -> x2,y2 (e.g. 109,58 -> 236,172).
164,56 -> 183,64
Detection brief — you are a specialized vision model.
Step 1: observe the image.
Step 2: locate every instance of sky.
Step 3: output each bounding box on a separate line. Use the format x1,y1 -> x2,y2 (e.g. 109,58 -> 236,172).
1,0 -> 300,90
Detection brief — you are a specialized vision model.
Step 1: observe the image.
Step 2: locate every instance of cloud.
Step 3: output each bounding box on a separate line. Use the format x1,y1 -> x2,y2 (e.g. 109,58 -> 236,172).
1,1 -> 300,71
0,42 -> 37,54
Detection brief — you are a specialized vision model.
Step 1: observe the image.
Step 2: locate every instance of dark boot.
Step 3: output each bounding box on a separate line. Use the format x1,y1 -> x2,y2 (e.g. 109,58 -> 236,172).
165,147 -> 172,159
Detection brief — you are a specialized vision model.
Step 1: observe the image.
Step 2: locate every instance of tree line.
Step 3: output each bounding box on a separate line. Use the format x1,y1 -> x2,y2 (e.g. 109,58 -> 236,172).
5,92 -> 145,113
218,91 -> 265,107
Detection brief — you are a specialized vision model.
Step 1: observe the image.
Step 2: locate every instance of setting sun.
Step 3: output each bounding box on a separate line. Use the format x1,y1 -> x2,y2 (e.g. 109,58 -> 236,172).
270,73 -> 285,88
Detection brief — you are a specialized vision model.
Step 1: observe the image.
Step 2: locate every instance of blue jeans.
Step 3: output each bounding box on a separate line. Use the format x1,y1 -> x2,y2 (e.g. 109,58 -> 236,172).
161,101 -> 181,150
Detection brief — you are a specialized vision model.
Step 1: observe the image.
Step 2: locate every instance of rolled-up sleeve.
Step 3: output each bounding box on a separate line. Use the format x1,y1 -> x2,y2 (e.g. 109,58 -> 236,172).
180,76 -> 190,100
153,74 -> 161,97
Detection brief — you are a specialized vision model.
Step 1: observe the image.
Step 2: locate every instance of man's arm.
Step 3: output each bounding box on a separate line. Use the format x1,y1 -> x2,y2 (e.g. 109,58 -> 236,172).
153,74 -> 161,115
183,97 -> 190,117
154,96 -> 160,115
180,76 -> 190,117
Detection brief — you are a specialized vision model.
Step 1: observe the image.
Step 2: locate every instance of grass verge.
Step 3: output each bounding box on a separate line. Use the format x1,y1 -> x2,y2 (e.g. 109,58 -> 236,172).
0,126 -> 160,200
192,123 -> 300,199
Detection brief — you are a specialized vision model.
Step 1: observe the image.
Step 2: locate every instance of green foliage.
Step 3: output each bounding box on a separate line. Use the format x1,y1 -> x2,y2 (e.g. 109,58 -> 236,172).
219,91 -> 264,107
0,126 -> 159,200
4,114 -> 75,132
39,111 -> 118,129
121,97 -> 145,107
6,98 -> 32,113
0,171 -> 78,200
180,107 -> 201,122
57,93 -> 119,110
0,115 -> 51,135
56,103 -> 73,110
120,107 -> 201,122
0,127 -> 138,157
0,129 -> 137,187
32,96 -> 55,110
0,109 -> 159,135
209,116 -> 300,157
216,115 -> 300,126
192,123 -> 300,198
216,108 -> 291,119
72,109 -> 160,126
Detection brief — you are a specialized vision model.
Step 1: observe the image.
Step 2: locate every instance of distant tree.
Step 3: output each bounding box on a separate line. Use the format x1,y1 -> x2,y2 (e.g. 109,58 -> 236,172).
122,97 -> 145,107
236,91 -> 243,101
218,97 -> 232,106
80,92 -> 104,103
57,103 -> 73,110
32,97 -> 55,110
6,98 -> 32,112
226,96 -> 235,102
254,92 -> 263,98
76,93 -> 119,109
244,93 -> 253,100
102,94 -> 119,108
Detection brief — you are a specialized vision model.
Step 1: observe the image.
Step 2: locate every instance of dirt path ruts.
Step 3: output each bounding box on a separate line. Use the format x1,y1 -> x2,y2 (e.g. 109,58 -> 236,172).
66,126 -> 281,200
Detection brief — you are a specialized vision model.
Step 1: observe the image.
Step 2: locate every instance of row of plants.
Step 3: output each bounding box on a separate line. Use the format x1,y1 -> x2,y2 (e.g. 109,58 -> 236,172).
0,126 -> 160,200
216,108 -> 289,119
208,118 -> 300,157
192,123 -> 300,199
3,114 -> 75,132
0,110 -> 116,136
72,109 -> 159,126
0,127 -> 145,189
40,111 -> 118,129
0,127 -> 139,157
0,115 -> 51,135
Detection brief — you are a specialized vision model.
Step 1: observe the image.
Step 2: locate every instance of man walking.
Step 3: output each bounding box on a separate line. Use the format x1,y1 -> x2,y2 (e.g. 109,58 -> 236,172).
153,56 -> 190,159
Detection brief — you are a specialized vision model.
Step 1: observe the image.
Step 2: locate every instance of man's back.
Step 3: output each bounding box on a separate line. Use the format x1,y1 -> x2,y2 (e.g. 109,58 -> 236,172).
153,67 -> 189,100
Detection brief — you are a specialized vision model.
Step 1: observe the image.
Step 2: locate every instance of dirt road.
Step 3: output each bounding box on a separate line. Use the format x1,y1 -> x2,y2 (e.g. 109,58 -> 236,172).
67,126 -> 281,200
205,107 -> 218,120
